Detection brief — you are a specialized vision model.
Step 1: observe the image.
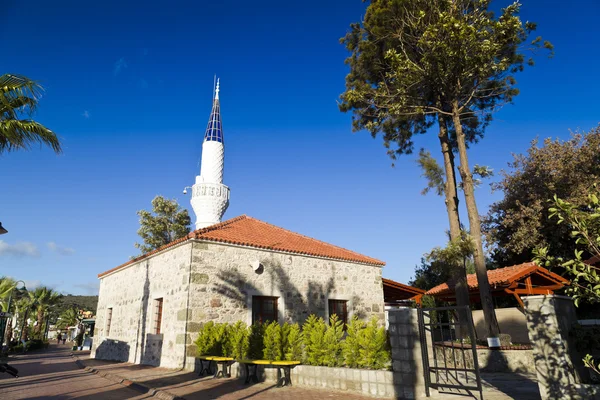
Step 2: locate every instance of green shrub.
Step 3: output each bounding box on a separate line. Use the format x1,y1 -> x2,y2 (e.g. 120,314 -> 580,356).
213,323 -> 229,356
227,321 -> 249,360
247,323 -> 265,360
358,317 -> 390,369
196,321 -> 215,356
280,322 -> 291,359
302,315 -> 327,366
263,321 -> 282,361
195,321 -> 229,356
323,314 -> 345,367
343,316 -> 366,368
285,323 -> 303,361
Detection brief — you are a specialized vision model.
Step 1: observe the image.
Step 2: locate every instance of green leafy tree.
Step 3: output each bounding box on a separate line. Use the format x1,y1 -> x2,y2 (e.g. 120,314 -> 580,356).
302,315 -> 327,366
247,324 -> 265,360
227,321 -> 249,360
263,321 -> 282,361
340,0 -> 552,340
358,317 -> 390,369
323,315 -> 345,367
195,321 -> 216,356
135,196 -> 191,254
343,316 -> 366,368
485,129 -> 600,267
284,323 -> 303,361
533,184 -> 600,376
0,74 -> 61,154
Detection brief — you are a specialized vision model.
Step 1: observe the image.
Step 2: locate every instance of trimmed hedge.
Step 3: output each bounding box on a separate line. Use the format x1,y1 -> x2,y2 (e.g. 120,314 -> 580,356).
195,315 -> 390,370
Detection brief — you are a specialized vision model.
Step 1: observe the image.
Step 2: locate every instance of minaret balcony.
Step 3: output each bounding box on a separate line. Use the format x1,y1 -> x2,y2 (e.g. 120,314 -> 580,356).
191,182 -> 230,201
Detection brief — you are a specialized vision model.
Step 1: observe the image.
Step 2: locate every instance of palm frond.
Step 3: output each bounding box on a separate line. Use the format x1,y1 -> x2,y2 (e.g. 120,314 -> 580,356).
0,119 -> 61,153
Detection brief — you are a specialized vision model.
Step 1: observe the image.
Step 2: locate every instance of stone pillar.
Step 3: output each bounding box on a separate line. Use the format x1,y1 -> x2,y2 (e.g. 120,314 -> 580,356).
388,308 -> 429,399
523,295 -> 588,399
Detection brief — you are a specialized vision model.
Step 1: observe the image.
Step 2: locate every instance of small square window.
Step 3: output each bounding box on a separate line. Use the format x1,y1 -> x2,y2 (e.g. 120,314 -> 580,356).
328,299 -> 348,327
252,296 -> 278,325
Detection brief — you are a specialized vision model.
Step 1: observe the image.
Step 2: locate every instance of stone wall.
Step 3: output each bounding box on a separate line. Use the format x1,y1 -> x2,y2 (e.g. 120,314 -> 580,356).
92,242 -> 194,369
182,241 -> 384,366
93,240 -> 385,370
387,308 -> 428,399
524,295 -> 599,400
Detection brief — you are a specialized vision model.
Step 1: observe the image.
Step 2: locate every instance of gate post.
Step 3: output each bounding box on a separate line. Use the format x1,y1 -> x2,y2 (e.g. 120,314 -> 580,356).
523,295 -> 588,399
388,308 -> 430,399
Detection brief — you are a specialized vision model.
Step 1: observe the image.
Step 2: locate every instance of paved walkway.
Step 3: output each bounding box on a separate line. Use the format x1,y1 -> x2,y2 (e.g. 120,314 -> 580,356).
0,344 -> 540,399
0,344 -> 150,399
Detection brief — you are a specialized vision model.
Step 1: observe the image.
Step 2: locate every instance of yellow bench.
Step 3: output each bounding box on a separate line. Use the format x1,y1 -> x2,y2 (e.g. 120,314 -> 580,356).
197,356 -> 235,378
238,359 -> 301,387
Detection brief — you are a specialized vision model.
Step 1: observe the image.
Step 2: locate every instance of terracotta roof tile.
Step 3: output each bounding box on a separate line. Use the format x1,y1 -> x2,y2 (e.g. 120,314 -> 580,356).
425,262 -> 568,296
99,215 -> 385,278
382,278 -> 425,295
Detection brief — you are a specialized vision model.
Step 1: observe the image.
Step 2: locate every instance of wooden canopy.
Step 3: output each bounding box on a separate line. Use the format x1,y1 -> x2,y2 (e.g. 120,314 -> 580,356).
425,262 -> 569,308
383,278 -> 425,305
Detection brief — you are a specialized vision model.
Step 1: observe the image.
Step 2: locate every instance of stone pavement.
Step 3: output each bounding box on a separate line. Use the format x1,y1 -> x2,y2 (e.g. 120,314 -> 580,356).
0,344 -> 540,399
0,343 -> 151,399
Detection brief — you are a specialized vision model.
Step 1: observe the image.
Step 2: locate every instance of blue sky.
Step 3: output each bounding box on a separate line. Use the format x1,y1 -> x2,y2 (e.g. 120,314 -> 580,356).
1,0 -> 598,295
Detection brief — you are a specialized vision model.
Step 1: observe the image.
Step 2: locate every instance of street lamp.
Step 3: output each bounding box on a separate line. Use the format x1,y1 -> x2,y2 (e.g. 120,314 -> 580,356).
0,222 -> 7,235
1,281 -> 26,346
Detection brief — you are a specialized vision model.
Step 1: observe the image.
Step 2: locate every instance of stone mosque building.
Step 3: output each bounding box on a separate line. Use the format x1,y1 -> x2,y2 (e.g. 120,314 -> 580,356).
91,80 -> 386,369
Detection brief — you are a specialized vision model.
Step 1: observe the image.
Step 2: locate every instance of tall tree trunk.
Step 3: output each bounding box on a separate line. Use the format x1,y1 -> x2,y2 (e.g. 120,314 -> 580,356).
451,100 -> 500,343
437,115 -> 470,320
36,308 -> 43,338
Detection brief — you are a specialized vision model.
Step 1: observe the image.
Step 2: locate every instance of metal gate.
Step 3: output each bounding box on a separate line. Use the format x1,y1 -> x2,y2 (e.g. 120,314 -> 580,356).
418,305 -> 483,400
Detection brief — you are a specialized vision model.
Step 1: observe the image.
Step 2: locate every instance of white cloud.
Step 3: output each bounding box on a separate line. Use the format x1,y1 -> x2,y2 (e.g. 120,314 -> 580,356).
47,242 -> 75,256
82,110 -> 90,119
0,240 -> 39,257
23,280 -> 41,290
113,57 -> 128,76
73,282 -> 100,295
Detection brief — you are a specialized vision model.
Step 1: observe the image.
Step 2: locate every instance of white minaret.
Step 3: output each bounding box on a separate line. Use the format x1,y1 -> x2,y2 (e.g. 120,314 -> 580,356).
189,78 -> 230,229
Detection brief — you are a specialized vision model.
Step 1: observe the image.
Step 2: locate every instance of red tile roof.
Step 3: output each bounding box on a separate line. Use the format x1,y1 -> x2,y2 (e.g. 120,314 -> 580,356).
99,215 -> 385,278
425,262 -> 568,296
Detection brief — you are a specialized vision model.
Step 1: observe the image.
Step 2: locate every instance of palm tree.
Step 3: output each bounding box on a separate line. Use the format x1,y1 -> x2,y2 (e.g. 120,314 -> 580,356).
0,277 -> 16,311
0,74 -> 61,154
28,287 -> 62,339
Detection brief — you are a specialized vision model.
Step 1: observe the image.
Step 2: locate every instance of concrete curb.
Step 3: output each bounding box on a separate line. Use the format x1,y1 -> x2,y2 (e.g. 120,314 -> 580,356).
70,352 -> 184,400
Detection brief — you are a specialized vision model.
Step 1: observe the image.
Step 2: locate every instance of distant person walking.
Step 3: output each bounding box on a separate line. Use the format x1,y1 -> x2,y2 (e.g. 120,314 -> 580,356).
62,336 -> 66,345
57,333 -> 62,345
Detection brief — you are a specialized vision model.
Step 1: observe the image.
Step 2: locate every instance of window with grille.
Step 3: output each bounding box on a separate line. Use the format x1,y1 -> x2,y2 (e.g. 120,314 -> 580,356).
252,296 -> 278,325
106,308 -> 113,336
328,299 -> 348,326
154,298 -> 164,334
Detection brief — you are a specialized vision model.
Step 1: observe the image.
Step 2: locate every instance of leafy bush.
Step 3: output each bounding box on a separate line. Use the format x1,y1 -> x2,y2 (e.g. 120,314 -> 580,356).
357,317 -> 390,369
263,321 -> 282,361
195,322 -> 229,356
195,321 -> 216,356
323,315 -> 345,367
302,315 -> 327,366
247,323 -> 265,360
343,316 -> 365,368
228,321 -> 249,360
193,314 -> 391,369
284,323 -> 303,361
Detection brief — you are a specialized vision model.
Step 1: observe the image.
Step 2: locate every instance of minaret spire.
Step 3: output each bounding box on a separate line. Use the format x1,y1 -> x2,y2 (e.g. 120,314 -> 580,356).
189,78 -> 230,229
